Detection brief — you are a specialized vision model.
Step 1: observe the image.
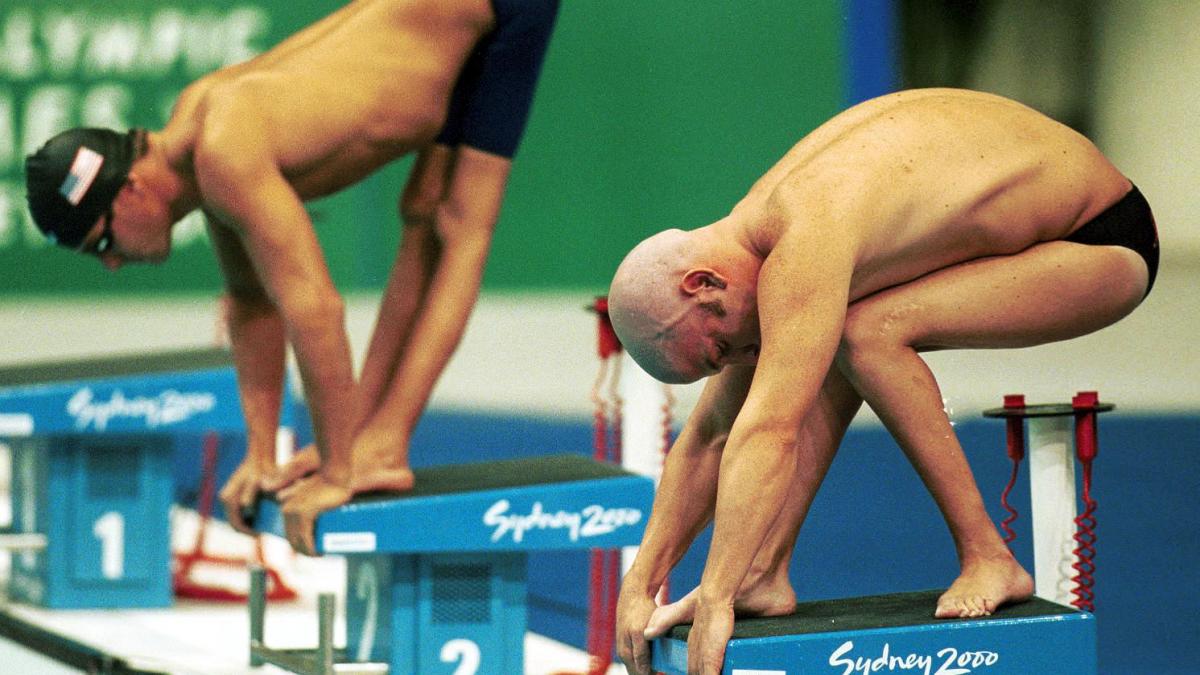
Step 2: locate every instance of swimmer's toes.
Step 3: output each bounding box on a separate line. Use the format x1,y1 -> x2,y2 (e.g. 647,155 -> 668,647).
934,597 -> 962,619
966,596 -> 985,617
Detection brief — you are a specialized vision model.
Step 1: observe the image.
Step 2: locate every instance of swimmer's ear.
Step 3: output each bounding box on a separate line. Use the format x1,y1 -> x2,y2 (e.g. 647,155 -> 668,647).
680,269 -> 728,295
107,174 -> 141,211
124,172 -> 147,194
110,173 -> 143,207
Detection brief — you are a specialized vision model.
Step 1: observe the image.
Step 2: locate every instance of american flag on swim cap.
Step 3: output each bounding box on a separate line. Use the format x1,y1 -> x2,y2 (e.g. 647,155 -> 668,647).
59,146 -> 105,206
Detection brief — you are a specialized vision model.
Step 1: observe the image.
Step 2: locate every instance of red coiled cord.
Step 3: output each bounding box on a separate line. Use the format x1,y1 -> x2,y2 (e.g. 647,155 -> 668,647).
580,298 -> 623,675
1071,460 -> 1097,612
599,376 -> 622,673
999,395 -> 1026,546
586,369 -> 607,670
1070,392 -> 1100,612
999,460 -> 1021,545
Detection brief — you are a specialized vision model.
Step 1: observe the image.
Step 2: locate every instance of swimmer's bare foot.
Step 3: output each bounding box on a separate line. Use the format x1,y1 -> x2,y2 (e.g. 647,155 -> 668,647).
350,466 -> 415,493
264,437 -> 415,495
935,554 -> 1034,619
644,573 -> 796,638
347,432 -> 415,494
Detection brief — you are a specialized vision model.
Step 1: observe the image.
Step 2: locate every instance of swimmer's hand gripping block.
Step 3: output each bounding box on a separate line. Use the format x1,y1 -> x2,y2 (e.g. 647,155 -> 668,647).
651,590 -> 1095,675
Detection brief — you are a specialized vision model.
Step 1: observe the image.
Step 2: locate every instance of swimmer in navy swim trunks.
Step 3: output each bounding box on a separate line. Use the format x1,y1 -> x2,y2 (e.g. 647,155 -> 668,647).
23,0 -> 560,555
607,89 -> 1158,675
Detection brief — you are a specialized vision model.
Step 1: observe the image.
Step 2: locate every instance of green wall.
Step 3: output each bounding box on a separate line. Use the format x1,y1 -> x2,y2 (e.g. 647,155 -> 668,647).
1,1 -> 845,296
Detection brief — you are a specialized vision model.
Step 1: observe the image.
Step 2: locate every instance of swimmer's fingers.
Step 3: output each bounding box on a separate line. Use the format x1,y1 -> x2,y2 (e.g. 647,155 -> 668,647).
279,476 -> 353,556
616,586 -> 658,675
262,444 -> 320,492
283,505 -> 317,556
645,588 -> 699,639
219,462 -> 263,534
620,633 -> 653,675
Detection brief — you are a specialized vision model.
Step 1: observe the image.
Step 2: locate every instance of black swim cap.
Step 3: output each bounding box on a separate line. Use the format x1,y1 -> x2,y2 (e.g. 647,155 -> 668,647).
25,128 -> 138,250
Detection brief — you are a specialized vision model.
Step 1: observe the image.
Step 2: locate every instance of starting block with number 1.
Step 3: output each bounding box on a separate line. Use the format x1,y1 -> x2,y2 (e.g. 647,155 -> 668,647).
0,348 -> 247,609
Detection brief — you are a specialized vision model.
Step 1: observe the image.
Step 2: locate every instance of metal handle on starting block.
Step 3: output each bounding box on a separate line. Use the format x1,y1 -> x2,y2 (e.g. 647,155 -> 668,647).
0,533 -> 48,551
248,565 -> 388,674
983,393 -> 1114,608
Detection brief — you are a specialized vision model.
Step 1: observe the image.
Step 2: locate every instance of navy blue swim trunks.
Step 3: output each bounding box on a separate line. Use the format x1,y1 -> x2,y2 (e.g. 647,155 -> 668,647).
435,0 -> 560,158
1064,184 -> 1160,297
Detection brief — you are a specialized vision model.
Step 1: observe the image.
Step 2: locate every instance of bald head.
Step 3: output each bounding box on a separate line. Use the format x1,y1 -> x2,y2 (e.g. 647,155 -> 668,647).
609,224 -> 764,384
608,229 -> 701,383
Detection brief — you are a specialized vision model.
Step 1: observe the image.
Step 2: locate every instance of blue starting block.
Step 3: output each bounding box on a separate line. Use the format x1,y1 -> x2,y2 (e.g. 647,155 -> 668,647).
253,454 -> 654,675
0,348 -> 246,609
651,589 -> 1095,674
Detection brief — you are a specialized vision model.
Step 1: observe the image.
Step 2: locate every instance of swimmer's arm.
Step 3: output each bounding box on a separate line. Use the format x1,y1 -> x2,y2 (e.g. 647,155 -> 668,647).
206,217 -> 286,474
194,98 -> 354,488
367,147 -> 509,434
698,222 -> 854,609
622,365 -> 755,595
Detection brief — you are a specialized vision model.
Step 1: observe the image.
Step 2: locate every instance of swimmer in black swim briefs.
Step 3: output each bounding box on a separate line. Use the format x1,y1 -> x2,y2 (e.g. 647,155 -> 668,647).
1065,185 -> 1160,296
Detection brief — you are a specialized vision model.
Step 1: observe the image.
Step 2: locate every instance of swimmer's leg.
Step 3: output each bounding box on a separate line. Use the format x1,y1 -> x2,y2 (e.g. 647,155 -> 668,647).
836,240 -> 1148,618
645,367 -> 863,635
353,146 -> 513,492
346,146 -> 462,492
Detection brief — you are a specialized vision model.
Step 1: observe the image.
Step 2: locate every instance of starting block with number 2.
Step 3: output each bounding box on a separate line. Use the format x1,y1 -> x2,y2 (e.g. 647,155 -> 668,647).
252,454 -> 654,675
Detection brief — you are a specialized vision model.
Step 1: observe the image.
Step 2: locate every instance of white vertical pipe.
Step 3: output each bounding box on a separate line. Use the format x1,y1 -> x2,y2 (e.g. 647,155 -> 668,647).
1027,416 -> 1077,605
619,351 -> 669,483
618,351 -> 669,576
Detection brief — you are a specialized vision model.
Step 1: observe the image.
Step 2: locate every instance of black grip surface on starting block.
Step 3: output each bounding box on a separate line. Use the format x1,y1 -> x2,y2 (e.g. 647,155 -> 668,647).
0,347 -> 233,388
652,590 -> 1095,674
662,590 -> 1076,640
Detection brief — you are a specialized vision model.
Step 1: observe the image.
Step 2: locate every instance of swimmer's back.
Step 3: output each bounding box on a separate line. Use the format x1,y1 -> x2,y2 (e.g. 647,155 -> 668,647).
746,89 -> 1133,297
168,0 -> 494,199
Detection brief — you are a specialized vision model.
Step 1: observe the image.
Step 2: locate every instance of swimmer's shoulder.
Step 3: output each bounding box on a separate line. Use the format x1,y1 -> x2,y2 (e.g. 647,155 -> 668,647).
172,49 -> 285,126
170,63 -> 251,133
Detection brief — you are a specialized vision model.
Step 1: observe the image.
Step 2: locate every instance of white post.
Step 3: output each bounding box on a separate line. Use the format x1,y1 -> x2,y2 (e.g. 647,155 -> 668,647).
1027,416 -> 1078,605
619,352 -> 669,483
618,351 -> 670,576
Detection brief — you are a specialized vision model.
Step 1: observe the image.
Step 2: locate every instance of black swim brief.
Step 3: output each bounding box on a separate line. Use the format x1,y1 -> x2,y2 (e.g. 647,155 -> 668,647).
1064,184 -> 1159,297
435,0 -> 560,158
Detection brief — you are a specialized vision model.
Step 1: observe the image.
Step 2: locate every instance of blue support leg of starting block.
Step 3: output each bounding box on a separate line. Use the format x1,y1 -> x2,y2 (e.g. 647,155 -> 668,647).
345,552 -> 527,674
650,590 -> 1096,675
